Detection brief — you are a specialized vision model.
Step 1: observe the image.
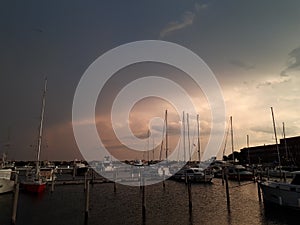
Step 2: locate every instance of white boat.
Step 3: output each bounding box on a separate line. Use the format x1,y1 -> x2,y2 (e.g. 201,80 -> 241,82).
260,171 -> 300,210
133,159 -> 144,167
0,168 -> 15,194
172,166 -> 214,183
102,156 -> 115,172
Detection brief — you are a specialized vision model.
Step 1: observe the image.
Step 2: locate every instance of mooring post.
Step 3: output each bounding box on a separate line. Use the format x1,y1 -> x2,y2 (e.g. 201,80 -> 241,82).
51,172 -> 55,193
257,180 -> 262,202
163,169 -> 166,190
11,183 -> 19,225
139,170 -> 142,190
224,167 -> 231,212
142,177 -> 146,224
185,172 -> 188,185
85,180 -> 90,223
113,170 -> 117,193
237,168 -> 241,185
72,165 -> 76,180
187,181 -> 192,211
84,171 -> 87,192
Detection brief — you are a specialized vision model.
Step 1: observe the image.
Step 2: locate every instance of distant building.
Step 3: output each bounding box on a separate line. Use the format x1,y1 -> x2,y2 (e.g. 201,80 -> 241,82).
239,136 -> 300,167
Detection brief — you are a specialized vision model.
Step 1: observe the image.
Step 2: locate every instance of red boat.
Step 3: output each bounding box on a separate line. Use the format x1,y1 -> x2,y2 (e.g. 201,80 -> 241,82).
21,79 -> 48,194
21,178 -> 46,193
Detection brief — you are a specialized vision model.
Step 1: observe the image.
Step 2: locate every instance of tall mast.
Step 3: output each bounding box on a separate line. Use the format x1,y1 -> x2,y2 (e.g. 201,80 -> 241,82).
222,124 -> 230,160
36,78 -> 47,177
197,114 -> 201,165
230,116 -> 235,162
152,136 -> 155,161
283,122 -> 288,162
187,113 -> 191,161
165,110 -> 168,161
247,134 -> 250,164
270,107 -> 281,168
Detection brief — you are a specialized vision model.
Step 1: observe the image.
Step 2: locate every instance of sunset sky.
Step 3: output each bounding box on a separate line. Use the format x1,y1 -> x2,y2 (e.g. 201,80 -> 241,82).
1,0 -> 300,161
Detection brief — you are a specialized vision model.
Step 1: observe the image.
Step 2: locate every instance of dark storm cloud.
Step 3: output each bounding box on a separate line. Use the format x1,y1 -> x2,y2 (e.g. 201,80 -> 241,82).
281,46 -> 300,76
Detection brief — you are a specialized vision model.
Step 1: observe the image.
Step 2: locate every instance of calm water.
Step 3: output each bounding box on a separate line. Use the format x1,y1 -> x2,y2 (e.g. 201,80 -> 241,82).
0,178 -> 299,225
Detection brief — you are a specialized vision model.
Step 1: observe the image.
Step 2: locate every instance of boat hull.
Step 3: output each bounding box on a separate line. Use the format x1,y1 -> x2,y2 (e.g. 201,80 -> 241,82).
260,181 -> 300,210
21,181 -> 46,193
0,179 -> 15,194
0,169 -> 14,194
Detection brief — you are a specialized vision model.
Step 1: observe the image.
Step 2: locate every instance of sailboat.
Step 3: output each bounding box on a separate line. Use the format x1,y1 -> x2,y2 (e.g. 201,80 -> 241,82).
260,107 -> 300,210
172,114 -> 214,183
226,116 -> 254,181
21,79 -> 47,193
157,110 -> 172,177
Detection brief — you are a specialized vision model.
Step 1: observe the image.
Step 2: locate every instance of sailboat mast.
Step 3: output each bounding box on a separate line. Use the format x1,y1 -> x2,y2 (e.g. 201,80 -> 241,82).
283,122 -> 288,162
230,116 -> 235,162
187,113 -> 191,161
36,78 -> 47,176
270,107 -> 281,167
247,134 -> 250,164
197,114 -> 201,165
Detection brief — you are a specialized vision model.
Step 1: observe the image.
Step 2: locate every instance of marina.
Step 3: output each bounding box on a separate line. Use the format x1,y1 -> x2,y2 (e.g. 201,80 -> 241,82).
2,1 -> 300,225
1,164 -> 300,225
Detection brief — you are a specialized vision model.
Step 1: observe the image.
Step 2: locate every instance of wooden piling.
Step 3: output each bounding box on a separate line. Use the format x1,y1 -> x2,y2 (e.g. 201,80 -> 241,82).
224,167 -> 230,211
185,172 -> 188,185
139,171 -> 142,190
142,178 -> 146,224
84,171 -> 87,191
85,180 -> 90,222
113,170 -> 117,193
257,181 -> 262,202
72,166 -> 76,180
187,181 -> 192,211
237,168 -> 241,185
11,183 -> 19,225
51,172 -> 55,193
163,169 -> 166,190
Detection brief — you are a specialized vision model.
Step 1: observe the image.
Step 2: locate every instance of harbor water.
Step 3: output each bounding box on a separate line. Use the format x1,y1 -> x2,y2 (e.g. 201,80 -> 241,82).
0,177 -> 299,225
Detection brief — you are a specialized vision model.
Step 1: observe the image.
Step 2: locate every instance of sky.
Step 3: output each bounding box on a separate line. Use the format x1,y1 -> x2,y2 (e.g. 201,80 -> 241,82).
1,0 -> 300,161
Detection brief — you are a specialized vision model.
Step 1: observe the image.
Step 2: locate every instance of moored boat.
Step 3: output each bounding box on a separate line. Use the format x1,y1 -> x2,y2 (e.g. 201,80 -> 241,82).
21,178 -> 46,193
172,166 -> 214,183
0,168 -> 15,194
259,171 -> 300,210
227,164 -> 254,181
20,78 -> 48,194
